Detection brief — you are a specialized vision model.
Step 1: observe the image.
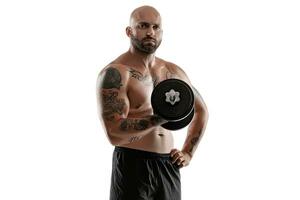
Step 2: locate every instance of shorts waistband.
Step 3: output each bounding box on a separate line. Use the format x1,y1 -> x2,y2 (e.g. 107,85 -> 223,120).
114,146 -> 171,159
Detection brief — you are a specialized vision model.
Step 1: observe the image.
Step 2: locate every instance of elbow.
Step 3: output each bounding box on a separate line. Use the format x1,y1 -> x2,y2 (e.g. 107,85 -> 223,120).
109,140 -> 120,146
107,131 -> 125,146
203,109 -> 209,126
102,123 -> 121,146
200,101 -> 209,122
107,135 -> 118,146
195,103 -> 209,122
107,132 -> 119,146
204,108 -> 209,122
108,136 -> 121,146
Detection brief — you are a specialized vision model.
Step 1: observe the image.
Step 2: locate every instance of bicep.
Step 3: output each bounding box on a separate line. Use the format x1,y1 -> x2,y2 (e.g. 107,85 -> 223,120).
96,67 -> 129,123
168,62 -> 192,85
169,63 -> 208,116
99,88 -> 129,122
191,86 -> 209,122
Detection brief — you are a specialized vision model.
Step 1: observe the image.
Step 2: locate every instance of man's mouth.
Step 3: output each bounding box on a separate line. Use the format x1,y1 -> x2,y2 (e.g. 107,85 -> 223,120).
143,38 -> 156,43
143,39 -> 156,47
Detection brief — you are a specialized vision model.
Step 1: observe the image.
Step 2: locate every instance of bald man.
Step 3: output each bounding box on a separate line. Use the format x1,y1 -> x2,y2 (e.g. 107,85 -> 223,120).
96,5 -> 208,200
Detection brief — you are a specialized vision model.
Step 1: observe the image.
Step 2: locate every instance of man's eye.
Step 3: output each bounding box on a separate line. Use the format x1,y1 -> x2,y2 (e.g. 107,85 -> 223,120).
140,24 -> 146,28
153,25 -> 160,30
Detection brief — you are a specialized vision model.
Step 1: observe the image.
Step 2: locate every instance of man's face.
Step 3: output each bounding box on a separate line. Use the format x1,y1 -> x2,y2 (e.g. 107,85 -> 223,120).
129,17 -> 163,54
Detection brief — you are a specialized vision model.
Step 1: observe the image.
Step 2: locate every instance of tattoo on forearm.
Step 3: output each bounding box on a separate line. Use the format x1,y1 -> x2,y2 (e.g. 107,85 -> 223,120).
188,128 -> 202,154
188,136 -> 200,154
119,119 -> 150,131
150,115 -> 165,125
102,67 -> 123,89
129,68 -> 147,81
102,90 -> 125,121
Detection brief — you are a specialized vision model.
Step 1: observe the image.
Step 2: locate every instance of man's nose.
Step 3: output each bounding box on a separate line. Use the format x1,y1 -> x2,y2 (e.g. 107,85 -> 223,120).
146,27 -> 155,36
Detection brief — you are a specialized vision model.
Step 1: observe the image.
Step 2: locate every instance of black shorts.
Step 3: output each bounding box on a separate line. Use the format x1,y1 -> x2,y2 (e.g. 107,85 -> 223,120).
110,146 -> 181,200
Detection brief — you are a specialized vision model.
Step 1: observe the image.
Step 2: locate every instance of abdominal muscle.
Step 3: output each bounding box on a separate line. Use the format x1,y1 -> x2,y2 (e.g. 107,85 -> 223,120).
119,127 -> 174,154
118,108 -> 174,154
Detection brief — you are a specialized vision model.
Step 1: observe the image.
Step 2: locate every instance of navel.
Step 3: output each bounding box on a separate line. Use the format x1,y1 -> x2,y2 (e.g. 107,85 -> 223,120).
135,104 -> 142,109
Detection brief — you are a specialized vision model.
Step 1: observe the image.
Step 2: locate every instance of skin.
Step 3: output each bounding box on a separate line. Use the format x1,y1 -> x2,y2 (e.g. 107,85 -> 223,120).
96,5 -> 209,168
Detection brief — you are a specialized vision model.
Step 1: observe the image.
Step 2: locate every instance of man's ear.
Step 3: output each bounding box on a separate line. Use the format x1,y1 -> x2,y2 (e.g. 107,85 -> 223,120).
126,26 -> 132,37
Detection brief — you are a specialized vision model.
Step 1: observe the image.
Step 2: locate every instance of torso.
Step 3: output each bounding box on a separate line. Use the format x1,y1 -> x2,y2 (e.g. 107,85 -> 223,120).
106,55 -> 181,153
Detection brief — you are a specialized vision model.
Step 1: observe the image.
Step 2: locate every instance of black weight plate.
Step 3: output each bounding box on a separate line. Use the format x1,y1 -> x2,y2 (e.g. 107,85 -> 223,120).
161,108 -> 195,130
151,79 -> 194,121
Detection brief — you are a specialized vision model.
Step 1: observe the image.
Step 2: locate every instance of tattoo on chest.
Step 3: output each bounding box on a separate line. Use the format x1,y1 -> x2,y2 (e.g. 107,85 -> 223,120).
152,75 -> 159,87
129,68 -> 158,87
102,68 -> 123,89
129,68 -> 147,81
102,90 -> 125,121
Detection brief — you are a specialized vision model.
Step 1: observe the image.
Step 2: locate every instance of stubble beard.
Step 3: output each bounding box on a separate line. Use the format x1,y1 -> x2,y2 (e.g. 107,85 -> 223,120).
130,36 -> 161,54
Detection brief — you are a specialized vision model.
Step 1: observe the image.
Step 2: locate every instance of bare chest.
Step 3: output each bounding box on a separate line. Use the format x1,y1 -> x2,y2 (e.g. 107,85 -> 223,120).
126,67 -> 176,114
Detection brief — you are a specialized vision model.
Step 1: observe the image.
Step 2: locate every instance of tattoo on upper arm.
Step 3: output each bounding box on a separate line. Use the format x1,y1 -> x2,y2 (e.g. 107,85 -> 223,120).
100,67 -> 126,121
119,119 -> 150,131
102,67 -> 123,89
102,90 -> 125,121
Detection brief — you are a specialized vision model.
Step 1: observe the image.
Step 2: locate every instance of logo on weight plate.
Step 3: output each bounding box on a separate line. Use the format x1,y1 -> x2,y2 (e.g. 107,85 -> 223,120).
165,89 -> 180,105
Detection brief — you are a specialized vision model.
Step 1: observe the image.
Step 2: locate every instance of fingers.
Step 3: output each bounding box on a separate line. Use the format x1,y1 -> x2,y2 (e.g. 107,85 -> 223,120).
170,149 -> 184,165
175,154 -> 184,165
177,157 -> 185,166
170,148 -> 179,157
170,149 -> 190,168
170,149 -> 180,161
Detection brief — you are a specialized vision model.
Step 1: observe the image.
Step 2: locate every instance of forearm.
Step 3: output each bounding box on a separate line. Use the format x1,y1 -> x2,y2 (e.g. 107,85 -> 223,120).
107,115 -> 167,144
181,110 -> 208,158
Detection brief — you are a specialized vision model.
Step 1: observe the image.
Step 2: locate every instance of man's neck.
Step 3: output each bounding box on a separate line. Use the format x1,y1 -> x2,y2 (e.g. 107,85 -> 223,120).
128,46 -> 156,69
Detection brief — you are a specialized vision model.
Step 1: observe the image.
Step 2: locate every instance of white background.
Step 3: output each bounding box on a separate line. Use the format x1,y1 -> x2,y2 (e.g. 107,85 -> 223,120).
0,0 -> 299,199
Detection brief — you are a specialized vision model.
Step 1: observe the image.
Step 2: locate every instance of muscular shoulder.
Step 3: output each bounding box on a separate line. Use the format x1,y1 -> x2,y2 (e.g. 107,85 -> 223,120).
156,58 -> 191,84
166,61 -> 187,76
155,57 -> 185,74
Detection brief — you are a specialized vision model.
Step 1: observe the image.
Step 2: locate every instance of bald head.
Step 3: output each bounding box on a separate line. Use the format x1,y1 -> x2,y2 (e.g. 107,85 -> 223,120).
127,5 -> 163,54
129,5 -> 161,26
